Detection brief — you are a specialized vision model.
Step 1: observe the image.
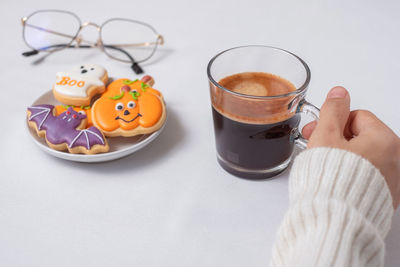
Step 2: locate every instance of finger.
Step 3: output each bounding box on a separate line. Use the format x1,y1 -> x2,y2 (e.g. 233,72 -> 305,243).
314,86 -> 351,137
302,121 -> 318,140
346,109 -> 391,137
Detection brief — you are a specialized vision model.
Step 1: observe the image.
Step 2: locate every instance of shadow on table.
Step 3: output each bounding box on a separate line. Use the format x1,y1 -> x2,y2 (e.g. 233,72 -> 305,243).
54,107 -> 184,173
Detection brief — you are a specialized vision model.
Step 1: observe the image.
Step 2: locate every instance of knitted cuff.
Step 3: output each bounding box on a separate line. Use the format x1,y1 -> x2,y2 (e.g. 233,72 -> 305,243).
289,147 -> 394,238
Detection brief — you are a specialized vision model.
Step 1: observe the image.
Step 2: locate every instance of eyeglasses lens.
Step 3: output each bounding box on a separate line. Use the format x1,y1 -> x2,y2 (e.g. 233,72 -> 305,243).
101,19 -> 159,63
24,11 -> 81,52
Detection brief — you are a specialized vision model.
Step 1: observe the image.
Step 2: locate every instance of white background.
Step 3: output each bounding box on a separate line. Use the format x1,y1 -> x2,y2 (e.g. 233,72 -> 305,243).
1,0 -> 399,266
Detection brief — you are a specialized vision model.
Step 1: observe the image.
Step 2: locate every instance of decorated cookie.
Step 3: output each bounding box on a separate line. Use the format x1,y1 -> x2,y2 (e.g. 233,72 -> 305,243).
91,75 -> 166,137
55,105 -> 93,127
53,64 -> 108,106
27,104 -> 109,154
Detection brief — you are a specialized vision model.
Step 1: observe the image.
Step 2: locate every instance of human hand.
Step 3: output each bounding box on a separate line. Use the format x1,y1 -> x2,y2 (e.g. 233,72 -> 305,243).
302,86 -> 400,209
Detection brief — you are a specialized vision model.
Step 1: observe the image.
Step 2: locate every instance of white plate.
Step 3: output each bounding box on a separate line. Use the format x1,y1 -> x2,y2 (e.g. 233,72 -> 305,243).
27,90 -> 166,163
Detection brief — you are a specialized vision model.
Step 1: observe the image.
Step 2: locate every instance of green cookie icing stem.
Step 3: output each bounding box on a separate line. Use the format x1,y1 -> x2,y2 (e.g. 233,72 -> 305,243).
129,91 -> 140,100
109,92 -> 125,100
123,79 -> 138,85
141,82 -> 149,92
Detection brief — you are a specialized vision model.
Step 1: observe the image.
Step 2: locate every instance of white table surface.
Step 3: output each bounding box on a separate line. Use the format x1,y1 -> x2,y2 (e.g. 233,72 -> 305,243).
1,0 -> 399,266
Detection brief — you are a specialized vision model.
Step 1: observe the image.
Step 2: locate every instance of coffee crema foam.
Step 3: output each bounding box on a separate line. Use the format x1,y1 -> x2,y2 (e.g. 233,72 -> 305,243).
219,72 -> 296,97
214,72 -> 298,124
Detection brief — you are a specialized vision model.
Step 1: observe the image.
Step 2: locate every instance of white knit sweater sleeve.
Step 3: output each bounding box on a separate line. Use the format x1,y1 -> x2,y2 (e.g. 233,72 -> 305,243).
270,148 -> 394,267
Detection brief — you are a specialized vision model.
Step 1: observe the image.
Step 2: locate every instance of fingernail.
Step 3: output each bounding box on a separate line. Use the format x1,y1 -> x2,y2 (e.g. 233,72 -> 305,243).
327,86 -> 347,99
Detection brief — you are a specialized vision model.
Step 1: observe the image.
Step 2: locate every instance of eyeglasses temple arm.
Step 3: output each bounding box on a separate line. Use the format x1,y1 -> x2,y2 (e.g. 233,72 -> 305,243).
103,45 -> 143,74
22,43 -> 144,74
22,43 -> 70,57
107,34 -> 164,48
22,50 -> 39,56
25,23 -> 77,40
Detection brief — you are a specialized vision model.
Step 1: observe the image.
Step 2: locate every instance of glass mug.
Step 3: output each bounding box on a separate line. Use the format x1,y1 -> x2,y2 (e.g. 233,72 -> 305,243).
207,45 -> 320,179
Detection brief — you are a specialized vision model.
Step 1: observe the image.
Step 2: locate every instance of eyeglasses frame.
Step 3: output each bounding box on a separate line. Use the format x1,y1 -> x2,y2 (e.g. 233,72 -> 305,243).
21,9 -> 164,73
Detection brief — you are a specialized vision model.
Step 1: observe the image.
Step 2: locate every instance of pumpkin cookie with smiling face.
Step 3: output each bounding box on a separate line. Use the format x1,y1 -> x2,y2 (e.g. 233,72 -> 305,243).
91,76 -> 166,137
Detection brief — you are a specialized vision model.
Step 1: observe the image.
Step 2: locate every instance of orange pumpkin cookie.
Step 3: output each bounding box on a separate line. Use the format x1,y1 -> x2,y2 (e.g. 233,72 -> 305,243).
55,105 -> 93,127
91,76 -> 166,137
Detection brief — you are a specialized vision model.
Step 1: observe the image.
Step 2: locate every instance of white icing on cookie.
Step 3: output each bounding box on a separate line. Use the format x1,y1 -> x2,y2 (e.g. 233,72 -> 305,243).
54,64 -> 106,98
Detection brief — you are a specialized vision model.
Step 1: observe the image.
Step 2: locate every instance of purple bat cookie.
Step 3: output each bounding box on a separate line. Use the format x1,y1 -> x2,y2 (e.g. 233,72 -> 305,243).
27,104 -> 107,152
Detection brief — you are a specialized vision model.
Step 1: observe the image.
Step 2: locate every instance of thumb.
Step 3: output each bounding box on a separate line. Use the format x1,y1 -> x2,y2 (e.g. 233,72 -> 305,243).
314,86 -> 351,137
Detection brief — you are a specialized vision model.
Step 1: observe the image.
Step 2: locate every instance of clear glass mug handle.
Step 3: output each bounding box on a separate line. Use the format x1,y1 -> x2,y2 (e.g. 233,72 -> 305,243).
293,99 -> 320,149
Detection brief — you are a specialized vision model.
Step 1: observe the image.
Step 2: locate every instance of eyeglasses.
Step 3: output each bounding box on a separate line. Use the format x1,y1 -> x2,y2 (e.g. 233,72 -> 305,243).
21,10 -> 165,74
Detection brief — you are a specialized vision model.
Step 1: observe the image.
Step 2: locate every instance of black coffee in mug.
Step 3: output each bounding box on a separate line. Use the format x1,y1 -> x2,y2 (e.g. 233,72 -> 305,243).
207,46 -> 319,179
212,72 -> 299,179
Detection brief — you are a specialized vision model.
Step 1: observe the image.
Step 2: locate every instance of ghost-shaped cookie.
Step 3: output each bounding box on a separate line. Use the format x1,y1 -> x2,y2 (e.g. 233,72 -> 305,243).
53,64 -> 108,106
